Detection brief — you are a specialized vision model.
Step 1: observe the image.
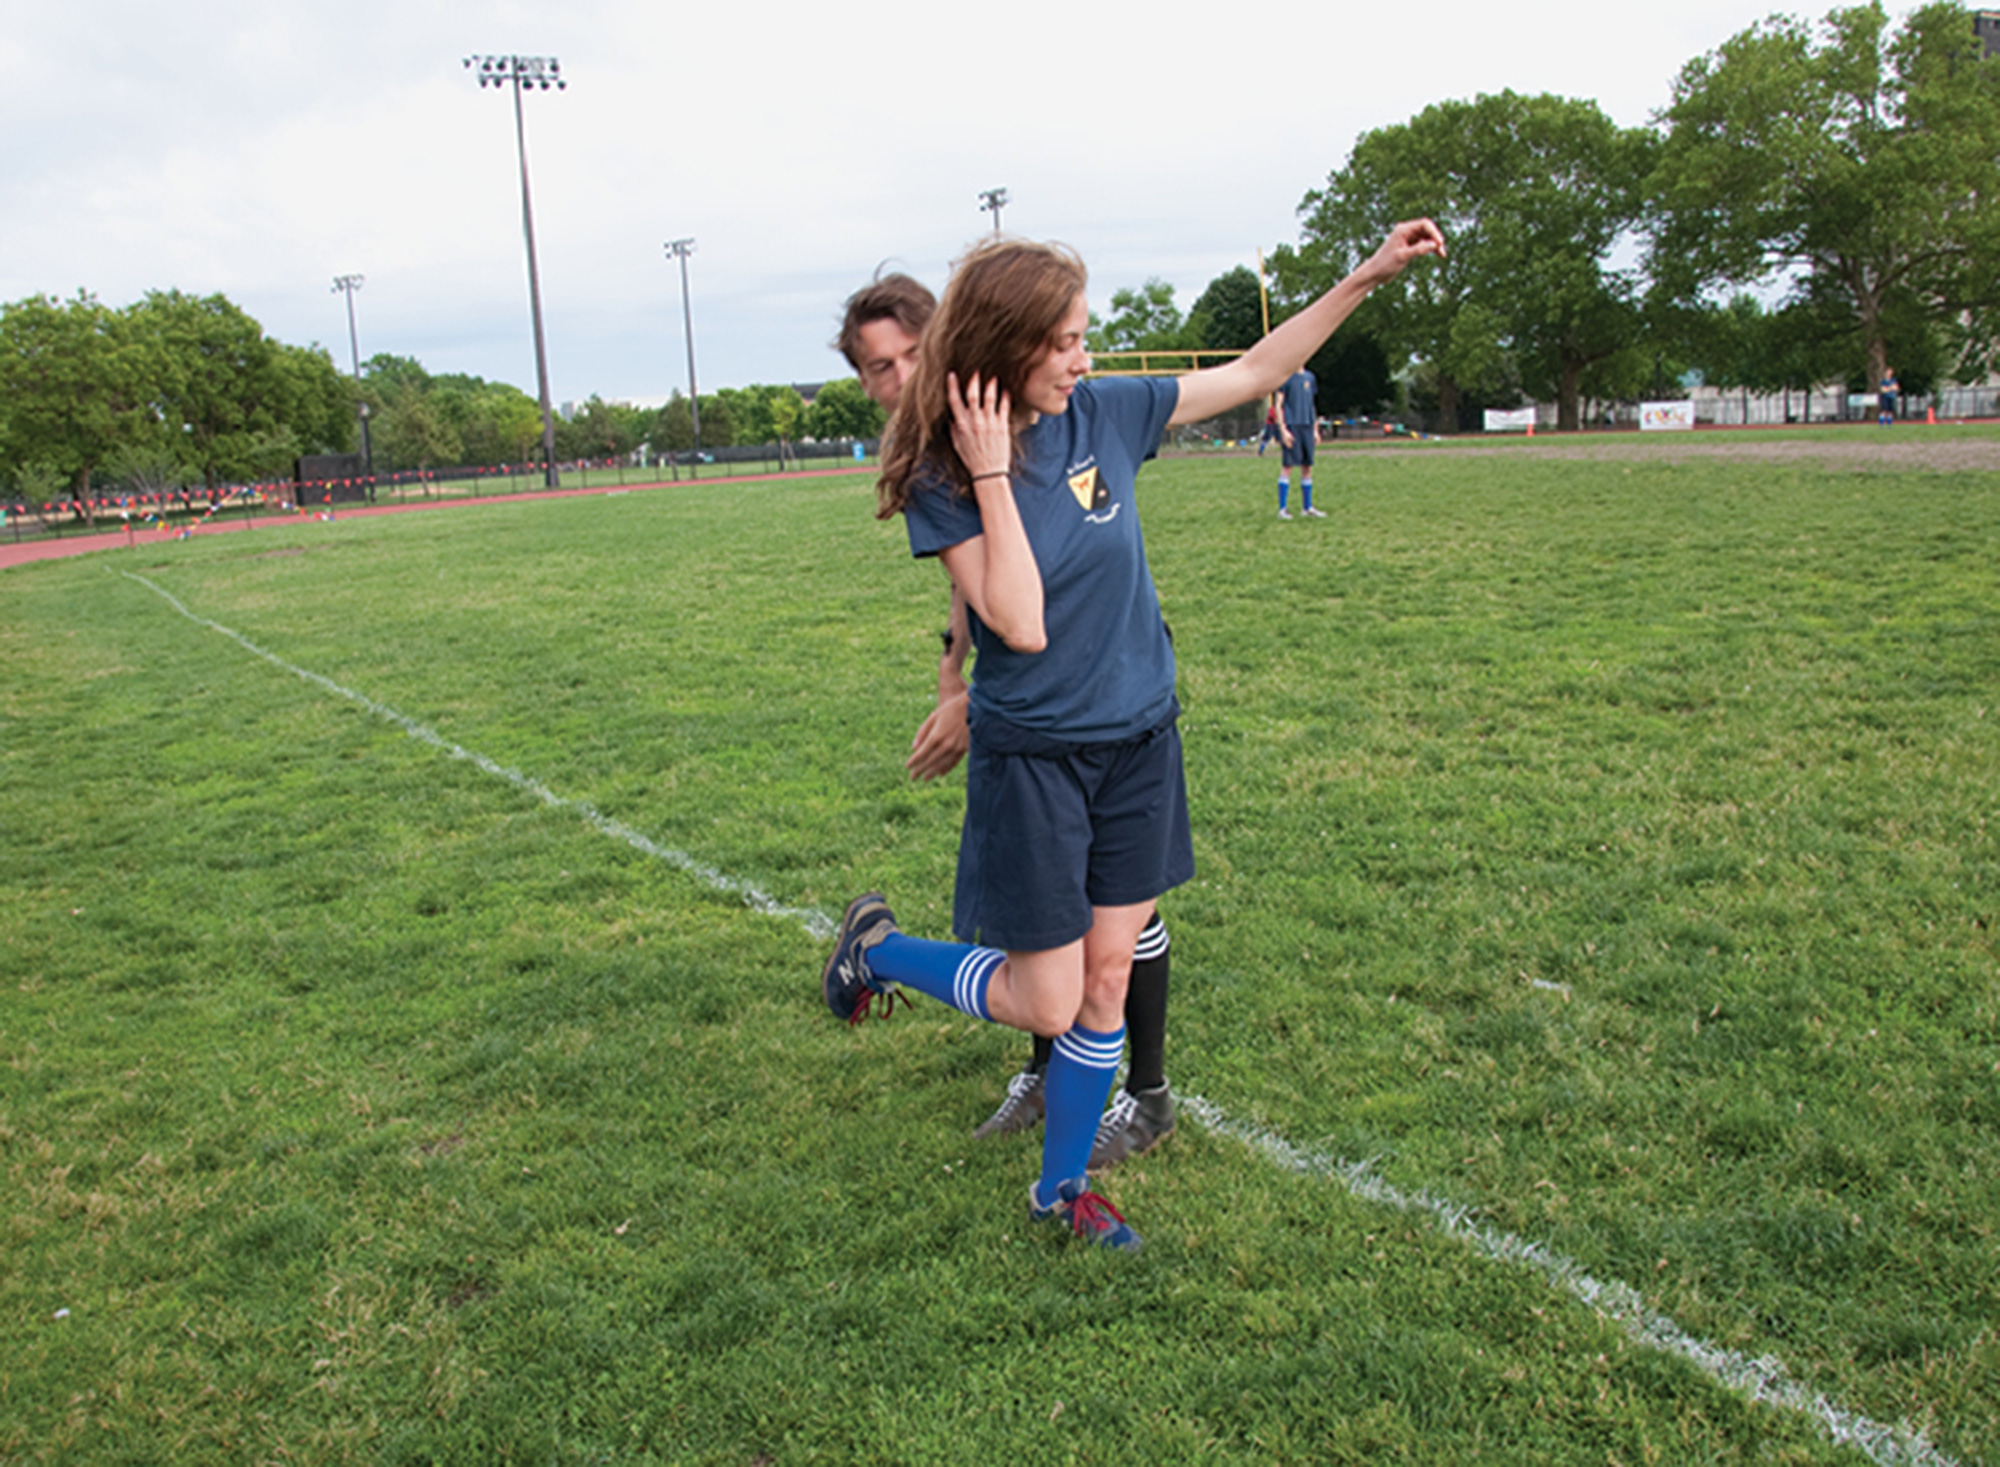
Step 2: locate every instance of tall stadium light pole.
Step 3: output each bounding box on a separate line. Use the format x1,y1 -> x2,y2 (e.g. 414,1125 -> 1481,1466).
664,238 -> 701,476
465,53 -> 565,489
330,274 -> 375,487
978,187 -> 1009,234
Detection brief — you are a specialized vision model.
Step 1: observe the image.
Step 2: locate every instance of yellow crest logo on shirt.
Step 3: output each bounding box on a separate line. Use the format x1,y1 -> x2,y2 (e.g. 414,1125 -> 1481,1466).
1068,466 -> 1106,512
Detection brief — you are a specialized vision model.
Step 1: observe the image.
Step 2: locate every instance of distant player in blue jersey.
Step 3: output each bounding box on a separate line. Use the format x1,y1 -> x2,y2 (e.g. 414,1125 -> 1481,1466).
1276,367 -> 1322,518
822,218 -> 1447,1250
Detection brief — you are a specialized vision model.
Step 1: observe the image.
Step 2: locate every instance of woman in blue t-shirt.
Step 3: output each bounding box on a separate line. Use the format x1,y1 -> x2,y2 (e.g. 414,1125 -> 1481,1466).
821,218 -> 1445,1251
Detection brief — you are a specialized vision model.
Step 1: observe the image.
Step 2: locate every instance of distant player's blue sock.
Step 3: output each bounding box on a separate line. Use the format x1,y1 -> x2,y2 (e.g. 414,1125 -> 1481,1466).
865,933 -> 1000,1020
1277,475 -> 1290,511
1301,477 -> 1314,511
1035,1022 -> 1124,1207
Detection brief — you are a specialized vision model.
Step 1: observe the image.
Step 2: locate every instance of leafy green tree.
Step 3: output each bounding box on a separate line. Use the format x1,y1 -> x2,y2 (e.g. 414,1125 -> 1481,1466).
804,377 -> 885,441
699,394 -> 734,452
363,357 -> 551,470
653,391 -> 695,452
1305,330 -> 1395,419
430,375 -> 543,466
372,382 -> 462,472
362,353 -> 434,397
127,289 -> 285,484
558,395 -> 631,461
767,387 -> 805,467
0,292 -> 144,513
1650,1 -> 2000,388
715,384 -> 807,454
1292,91 -> 1654,430
1187,266 -> 1266,352
712,386 -> 761,446
653,391 -> 733,454
1089,279 -> 1205,357
105,440 -> 198,499
235,428 -> 307,482
269,343 -> 356,459
607,402 -> 652,456
10,458 -> 69,510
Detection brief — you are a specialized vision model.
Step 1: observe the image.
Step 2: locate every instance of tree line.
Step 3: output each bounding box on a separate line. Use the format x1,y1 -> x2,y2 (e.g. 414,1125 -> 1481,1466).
6,0 -> 1995,495
362,358 -> 884,474
1099,1 -> 2000,431
0,290 -> 354,511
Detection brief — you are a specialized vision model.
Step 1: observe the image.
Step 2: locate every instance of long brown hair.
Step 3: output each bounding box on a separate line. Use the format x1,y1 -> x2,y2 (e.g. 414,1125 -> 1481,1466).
875,236 -> 1087,520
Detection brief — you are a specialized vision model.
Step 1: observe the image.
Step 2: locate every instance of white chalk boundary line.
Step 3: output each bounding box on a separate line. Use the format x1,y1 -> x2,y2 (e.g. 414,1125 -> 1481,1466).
124,573 -> 832,940
125,570 -> 1955,1467
1184,1098 -> 1955,1467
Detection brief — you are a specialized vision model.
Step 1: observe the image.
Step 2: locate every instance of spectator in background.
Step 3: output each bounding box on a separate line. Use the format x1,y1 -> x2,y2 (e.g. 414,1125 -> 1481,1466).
1276,367 -> 1322,518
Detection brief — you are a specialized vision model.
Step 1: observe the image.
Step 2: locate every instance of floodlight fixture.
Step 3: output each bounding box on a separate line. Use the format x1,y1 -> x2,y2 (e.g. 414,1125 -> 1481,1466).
464,52 -> 565,488
664,238 -> 702,475
331,274 -> 375,481
978,187 -> 1009,233
465,54 -> 566,91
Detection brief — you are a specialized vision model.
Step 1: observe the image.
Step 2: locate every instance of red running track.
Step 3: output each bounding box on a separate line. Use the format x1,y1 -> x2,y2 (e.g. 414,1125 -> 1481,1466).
0,466 -> 861,572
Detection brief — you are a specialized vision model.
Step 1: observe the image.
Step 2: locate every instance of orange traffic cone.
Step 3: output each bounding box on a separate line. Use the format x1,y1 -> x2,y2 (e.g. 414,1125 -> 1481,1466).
1926,405 -> 1936,425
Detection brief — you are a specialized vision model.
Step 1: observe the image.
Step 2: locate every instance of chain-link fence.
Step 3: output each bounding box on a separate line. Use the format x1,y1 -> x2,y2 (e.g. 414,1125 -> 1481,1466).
2,441 -> 883,545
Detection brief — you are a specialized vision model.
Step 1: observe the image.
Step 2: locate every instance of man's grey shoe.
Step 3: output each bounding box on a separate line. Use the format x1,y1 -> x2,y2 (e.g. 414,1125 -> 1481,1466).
1089,1083 -> 1176,1170
973,1068 -> 1045,1139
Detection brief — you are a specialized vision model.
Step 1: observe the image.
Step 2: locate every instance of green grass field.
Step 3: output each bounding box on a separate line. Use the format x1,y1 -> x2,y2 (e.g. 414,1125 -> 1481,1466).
3,435 -> 1995,1464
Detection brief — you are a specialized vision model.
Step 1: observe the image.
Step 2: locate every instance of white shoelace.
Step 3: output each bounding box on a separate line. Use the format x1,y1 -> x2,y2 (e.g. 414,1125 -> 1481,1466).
1095,1090 -> 1138,1145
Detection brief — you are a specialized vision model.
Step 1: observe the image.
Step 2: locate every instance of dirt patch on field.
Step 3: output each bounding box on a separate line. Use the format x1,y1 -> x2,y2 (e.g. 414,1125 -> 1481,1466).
1343,429 -> 2000,474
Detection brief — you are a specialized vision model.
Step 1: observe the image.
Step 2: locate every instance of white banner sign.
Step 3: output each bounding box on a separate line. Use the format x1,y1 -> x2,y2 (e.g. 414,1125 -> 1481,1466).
1482,407 -> 1537,432
1639,400 -> 1696,431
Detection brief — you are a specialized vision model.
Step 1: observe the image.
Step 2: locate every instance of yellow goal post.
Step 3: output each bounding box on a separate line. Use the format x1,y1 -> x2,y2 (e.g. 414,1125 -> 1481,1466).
1088,349 -> 1244,376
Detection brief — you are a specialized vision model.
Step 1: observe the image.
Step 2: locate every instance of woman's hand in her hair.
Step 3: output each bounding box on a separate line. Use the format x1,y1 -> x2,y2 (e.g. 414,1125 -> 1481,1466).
947,371 -> 1013,482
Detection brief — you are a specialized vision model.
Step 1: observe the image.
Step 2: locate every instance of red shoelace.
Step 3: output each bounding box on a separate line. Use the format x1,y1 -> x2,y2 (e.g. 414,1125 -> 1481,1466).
1065,1190 -> 1129,1239
847,987 -> 910,1026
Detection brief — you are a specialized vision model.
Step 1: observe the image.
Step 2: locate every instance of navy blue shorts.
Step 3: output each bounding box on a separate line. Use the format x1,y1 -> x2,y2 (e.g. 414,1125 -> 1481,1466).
1282,426 -> 1316,468
953,706 -> 1194,952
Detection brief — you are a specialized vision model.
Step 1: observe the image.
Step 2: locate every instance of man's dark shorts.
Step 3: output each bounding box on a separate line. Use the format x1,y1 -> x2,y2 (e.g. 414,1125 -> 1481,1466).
953,705 -> 1194,952
1282,425 -> 1317,468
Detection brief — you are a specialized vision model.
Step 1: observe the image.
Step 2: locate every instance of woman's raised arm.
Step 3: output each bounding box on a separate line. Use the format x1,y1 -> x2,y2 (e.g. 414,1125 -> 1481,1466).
1169,219 -> 1445,428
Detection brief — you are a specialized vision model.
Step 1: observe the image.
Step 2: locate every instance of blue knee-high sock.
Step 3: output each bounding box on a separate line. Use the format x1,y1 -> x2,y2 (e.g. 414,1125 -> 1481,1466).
1036,1022 -> 1125,1207
864,933 -> 1001,1020
1277,475 -> 1289,510
1301,476 -> 1314,511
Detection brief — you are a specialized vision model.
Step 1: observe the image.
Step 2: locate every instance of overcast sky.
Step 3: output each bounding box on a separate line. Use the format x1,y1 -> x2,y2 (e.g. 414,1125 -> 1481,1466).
1,0 -> 1889,407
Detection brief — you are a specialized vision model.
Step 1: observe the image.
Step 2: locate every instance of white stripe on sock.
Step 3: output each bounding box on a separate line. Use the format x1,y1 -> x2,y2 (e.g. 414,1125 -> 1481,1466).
1053,1026 -> 1124,1070
953,947 -> 1003,1020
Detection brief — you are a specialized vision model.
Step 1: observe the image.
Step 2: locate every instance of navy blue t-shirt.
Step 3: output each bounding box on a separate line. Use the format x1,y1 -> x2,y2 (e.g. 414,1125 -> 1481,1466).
904,376 -> 1179,743
1280,368 -> 1317,427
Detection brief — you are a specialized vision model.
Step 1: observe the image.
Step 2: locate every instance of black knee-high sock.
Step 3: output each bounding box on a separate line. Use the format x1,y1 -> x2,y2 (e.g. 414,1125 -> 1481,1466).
1123,916 -> 1171,1094
1023,914 -> 1172,1083
1029,1033 -> 1054,1074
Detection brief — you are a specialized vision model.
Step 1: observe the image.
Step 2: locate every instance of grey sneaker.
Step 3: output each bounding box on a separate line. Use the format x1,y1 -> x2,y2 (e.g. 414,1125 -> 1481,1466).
1277,507 -> 1293,520
1302,506 -> 1327,518
1089,1083 -> 1176,1170
973,1068 -> 1045,1139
